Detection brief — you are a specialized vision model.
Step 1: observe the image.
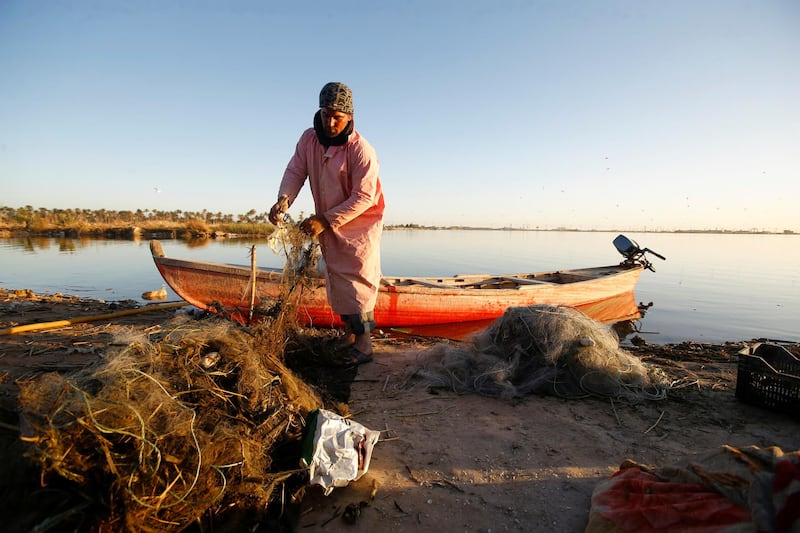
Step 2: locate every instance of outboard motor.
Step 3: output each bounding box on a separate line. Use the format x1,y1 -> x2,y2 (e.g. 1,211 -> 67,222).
613,234 -> 665,272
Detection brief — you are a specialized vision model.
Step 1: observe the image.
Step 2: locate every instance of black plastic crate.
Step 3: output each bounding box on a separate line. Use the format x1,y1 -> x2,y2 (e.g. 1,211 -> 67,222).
736,343 -> 800,418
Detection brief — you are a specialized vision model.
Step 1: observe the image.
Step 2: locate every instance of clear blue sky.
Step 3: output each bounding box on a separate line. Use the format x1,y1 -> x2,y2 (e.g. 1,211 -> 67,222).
2,1 -> 798,231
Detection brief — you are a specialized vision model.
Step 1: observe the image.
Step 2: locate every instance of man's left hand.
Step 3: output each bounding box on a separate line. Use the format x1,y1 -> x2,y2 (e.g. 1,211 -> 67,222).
300,215 -> 330,237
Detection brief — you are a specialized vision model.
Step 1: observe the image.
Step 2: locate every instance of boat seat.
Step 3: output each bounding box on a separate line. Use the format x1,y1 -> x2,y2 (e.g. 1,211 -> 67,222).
500,276 -> 556,285
407,278 -> 460,289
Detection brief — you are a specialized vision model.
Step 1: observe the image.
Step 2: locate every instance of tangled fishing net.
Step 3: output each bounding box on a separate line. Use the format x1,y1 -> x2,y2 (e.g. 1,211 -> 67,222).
16,222 -> 336,531
411,305 -> 669,401
17,319 -> 324,531
268,216 -> 322,284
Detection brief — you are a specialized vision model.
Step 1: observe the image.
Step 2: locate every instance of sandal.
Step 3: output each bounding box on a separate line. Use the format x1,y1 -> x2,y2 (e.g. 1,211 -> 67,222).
333,346 -> 374,367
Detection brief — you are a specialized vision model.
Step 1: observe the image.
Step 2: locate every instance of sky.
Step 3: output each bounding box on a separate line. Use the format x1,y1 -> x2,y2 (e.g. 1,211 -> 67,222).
1,1 -> 798,232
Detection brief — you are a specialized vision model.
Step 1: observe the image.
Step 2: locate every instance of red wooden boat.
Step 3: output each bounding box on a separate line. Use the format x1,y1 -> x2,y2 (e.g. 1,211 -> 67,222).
149,235 -> 663,330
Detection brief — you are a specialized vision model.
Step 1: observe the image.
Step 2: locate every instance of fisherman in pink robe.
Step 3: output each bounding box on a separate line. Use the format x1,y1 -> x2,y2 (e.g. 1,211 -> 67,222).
269,82 -> 385,365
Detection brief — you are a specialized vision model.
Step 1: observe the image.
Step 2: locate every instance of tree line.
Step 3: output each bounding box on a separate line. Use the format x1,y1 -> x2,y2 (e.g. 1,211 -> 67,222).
0,205 -> 276,235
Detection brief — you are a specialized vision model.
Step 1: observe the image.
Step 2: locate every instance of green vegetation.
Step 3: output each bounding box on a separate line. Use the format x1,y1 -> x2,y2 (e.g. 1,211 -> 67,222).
0,205 -> 277,237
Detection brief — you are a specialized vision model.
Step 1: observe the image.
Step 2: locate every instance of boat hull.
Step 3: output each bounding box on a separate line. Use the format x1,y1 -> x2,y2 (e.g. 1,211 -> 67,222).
150,240 -> 644,329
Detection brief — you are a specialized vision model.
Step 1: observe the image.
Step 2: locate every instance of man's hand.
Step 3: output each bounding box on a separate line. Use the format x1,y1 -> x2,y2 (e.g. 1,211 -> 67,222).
300,215 -> 330,237
268,195 -> 290,225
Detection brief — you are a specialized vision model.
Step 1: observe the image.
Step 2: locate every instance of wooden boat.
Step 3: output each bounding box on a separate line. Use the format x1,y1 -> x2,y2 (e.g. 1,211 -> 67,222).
149,234 -> 663,330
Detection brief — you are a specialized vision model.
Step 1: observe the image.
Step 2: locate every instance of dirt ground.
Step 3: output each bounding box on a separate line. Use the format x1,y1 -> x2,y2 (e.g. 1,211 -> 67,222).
1,288 -> 798,532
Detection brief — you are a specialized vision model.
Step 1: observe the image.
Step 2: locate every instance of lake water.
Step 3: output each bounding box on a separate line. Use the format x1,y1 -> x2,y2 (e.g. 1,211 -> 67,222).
1,230 -> 798,345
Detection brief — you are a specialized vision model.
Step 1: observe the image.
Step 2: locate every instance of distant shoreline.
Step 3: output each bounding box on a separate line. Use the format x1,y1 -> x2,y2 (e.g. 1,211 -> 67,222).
0,206 -> 796,237
383,225 -> 797,235
0,225 -> 796,239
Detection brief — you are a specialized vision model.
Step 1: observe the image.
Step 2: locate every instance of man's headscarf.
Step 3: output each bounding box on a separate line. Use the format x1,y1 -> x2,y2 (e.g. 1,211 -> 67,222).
319,82 -> 354,115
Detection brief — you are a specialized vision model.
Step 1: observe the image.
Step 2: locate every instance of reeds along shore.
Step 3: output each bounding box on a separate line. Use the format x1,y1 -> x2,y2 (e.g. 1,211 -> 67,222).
0,222 -> 278,240
0,206 -> 280,239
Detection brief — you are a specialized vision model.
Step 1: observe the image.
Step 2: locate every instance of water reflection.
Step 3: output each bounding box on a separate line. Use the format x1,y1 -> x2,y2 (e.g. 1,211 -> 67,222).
6,235 -> 138,252
185,237 -> 213,249
58,238 -> 77,253
611,302 -> 653,342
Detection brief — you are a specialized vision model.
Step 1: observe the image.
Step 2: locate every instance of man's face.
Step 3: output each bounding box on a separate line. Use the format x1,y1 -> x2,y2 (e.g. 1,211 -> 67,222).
320,107 -> 351,137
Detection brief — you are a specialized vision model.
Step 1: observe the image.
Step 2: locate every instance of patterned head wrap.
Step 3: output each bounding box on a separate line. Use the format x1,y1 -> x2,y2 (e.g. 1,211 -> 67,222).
319,82 -> 354,115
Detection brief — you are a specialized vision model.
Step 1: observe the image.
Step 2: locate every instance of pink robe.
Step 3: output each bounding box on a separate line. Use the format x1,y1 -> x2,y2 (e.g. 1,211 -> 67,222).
279,127 -> 385,316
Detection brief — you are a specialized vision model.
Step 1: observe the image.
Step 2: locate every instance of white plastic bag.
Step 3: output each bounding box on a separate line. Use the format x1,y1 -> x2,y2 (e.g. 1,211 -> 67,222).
300,409 -> 380,495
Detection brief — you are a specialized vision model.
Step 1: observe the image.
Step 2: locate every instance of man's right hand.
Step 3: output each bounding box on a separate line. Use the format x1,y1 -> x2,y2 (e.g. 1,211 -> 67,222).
268,195 -> 290,225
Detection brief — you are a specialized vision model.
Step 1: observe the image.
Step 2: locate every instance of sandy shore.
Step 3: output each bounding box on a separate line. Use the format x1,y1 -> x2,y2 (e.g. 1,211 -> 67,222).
1,288 -> 798,532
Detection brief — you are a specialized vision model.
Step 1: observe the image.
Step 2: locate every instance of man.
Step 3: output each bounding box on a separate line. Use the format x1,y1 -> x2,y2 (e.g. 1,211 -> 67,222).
268,82 -> 385,366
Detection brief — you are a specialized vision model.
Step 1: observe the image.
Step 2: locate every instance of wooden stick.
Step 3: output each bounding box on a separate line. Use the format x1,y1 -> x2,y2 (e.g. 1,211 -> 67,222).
249,245 -> 257,323
610,398 -> 622,426
0,421 -> 20,432
0,302 -> 188,336
644,410 -> 665,434
396,406 -> 454,418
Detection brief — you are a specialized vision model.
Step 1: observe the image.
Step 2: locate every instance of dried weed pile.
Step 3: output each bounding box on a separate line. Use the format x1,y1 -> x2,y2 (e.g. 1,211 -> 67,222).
412,305 -> 669,401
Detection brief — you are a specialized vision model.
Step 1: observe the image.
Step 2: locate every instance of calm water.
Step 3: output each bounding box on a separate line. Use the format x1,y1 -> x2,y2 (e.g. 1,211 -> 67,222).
2,230 -> 798,345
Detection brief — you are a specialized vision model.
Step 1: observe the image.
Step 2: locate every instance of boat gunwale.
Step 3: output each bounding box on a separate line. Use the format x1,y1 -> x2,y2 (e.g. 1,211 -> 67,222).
152,254 -> 642,293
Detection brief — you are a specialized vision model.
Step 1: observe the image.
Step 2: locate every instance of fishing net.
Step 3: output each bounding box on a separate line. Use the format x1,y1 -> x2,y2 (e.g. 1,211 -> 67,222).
268,216 -> 322,284
410,305 -> 669,401
17,319 -> 325,531
15,222 -> 338,531
237,217 -> 323,326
